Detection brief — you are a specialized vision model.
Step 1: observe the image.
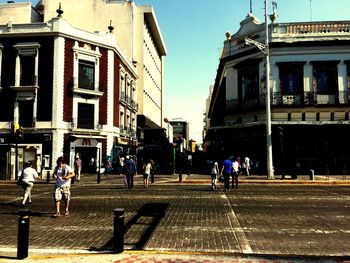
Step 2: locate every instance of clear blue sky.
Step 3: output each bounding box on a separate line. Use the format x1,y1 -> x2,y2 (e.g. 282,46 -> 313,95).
135,0 -> 349,143
2,0 -> 349,143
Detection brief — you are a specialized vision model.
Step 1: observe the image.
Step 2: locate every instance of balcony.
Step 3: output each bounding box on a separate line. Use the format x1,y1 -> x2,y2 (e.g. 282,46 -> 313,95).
226,91 -> 349,112
10,76 -> 39,101
71,77 -> 104,97
120,91 -> 138,112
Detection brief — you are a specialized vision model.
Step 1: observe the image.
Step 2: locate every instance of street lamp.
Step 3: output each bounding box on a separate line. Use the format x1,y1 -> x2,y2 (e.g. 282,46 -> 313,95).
245,0 -> 274,179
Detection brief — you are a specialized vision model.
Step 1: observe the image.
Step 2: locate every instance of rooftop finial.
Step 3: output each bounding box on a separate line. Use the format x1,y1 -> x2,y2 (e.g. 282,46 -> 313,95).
108,20 -> 114,33
250,0 -> 253,14
56,2 -> 63,18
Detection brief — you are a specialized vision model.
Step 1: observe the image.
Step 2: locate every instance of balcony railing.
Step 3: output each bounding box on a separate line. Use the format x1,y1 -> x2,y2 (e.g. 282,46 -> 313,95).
120,91 -> 138,111
284,22 -> 350,35
71,77 -> 104,97
226,91 -> 350,111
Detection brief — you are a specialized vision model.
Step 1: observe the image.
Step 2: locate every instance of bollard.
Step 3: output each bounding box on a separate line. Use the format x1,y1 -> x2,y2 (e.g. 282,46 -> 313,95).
309,169 -> 314,181
46,170 -> 50,183
17,209 -> 30,260
97,170 -> 101,184
113,208 -> 124,253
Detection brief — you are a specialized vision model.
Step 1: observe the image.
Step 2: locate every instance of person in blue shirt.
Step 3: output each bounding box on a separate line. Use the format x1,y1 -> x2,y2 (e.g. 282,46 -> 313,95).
220,157 -> 233,192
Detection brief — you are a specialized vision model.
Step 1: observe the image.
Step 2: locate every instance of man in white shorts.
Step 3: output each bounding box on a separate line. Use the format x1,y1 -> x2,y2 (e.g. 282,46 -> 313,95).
53,156 -> 75,217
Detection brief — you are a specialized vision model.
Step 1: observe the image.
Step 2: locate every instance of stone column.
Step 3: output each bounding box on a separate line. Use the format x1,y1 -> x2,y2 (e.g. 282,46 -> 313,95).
15,52 -> 20,87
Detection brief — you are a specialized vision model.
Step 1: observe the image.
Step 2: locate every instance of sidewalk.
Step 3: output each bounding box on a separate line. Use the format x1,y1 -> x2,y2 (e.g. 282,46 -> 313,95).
180,173 -> 350,185
3,250 -> 346,263
1,172 -> 349,185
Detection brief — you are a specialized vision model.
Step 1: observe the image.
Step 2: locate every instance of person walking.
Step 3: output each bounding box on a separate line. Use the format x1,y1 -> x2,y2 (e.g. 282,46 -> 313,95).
124,156 -> 137,189
74,157 -> 82,182
208,159 -> 219,190
142,160 -> 152,188
232,157 -> 241,189
220,157 -> 233,192
150,159 -> 156,183
52,156 -> 75,217
243,156 -> 251,176
20,161 -> 40,206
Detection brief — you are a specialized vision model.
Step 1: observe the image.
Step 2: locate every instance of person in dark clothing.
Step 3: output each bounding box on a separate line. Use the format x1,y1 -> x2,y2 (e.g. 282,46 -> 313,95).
124,156 -> 137,189
220,157 -> 233,192
178,153 -> 185,182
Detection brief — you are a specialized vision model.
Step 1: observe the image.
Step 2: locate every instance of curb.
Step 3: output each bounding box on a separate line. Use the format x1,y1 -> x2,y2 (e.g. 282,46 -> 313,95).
180,179 -> 350,185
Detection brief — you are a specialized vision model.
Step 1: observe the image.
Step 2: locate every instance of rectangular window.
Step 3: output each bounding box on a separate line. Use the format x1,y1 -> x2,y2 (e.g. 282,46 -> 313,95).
238,68 -> 259,103
279,65 -> 303,95
19,100 -> 34,127
77,103 -> 94,129
78,60 -> 95,90
20,56 -> 35,86
313,63 -> 338,95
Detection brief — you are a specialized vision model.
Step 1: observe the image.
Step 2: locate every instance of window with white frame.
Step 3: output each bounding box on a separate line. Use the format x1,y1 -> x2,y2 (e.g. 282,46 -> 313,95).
120,109 -> 124,133
72,42 -> 101,94
77,103 -> 94,129
78,60 -> 95,90
119,67 -> 125,101
13,42 -> 40,87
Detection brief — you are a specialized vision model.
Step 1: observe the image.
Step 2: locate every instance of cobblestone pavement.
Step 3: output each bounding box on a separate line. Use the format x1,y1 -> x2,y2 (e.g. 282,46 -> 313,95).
0,174 -> 350,262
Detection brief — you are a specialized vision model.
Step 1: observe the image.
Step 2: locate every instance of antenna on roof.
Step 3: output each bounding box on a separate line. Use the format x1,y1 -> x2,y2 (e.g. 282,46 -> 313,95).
249,0 -> 253,14
309,0 -> 313,21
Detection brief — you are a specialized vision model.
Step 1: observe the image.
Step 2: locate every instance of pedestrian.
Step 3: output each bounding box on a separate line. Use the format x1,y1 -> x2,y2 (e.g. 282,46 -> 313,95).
232,156 -> 241,189
74,156 -> 82,182
119,155 -> 125,175
124,156 -> 137,189
102,158 -> 112,174
89,157 -> 95,173
208,159 -> 219,190
243,156 -> 251,176
220,157 -> 233,192
187,154 -> 192,175
20,161 -> 40,206
52,156 -> 75,217
150,159 -> 156,183
142,159 -> 152,188
178,152 -> 185,182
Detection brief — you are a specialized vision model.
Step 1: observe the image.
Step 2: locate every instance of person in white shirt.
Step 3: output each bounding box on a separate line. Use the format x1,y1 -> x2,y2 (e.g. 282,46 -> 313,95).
53,156 -> 75,217
21,161 -> 40,206
143,160 -> 153,188
232,157 -> 241,189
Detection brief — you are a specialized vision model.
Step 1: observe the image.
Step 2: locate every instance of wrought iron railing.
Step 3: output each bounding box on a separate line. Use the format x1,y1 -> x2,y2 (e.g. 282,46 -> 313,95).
226,91 -> 350,110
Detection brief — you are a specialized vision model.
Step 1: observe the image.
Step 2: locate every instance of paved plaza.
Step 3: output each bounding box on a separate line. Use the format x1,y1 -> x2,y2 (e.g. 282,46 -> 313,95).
0,174 -> 349,262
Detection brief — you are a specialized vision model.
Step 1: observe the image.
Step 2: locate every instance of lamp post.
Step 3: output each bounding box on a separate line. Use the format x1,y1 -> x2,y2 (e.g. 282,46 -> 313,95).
264,0 -> 274,179
245,0 -> 274,179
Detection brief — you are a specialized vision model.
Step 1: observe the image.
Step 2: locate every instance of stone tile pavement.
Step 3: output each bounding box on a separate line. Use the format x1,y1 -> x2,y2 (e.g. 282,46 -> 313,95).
0,173 -> 350,262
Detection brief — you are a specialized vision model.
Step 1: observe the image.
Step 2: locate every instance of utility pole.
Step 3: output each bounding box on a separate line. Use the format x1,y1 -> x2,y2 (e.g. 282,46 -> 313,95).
245,0 -> 274,179
265,0 -> 274,179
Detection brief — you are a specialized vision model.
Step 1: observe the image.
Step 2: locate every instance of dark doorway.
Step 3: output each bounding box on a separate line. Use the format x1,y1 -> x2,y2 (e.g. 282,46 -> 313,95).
75,147 -> 97,173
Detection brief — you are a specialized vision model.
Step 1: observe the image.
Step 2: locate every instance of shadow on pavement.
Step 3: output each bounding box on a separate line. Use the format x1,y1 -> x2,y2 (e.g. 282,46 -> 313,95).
125,202 -> 169,250
90,202 -> 169,251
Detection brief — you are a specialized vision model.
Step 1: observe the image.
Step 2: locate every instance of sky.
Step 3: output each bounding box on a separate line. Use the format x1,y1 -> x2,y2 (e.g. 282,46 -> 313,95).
1,0 -> 349,143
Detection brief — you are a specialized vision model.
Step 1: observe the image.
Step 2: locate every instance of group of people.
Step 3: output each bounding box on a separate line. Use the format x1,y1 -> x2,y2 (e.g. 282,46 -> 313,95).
208,156 -> 252,191
18,156 -> 74,217
120,156 -> 156,189
18,155 -> 158,218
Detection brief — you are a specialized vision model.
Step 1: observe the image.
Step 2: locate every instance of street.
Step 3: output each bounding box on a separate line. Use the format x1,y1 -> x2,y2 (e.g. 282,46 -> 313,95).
0,174 -> 350,261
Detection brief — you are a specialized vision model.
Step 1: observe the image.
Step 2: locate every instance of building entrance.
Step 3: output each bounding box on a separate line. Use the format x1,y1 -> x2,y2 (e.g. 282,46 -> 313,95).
75,147 -> 97,173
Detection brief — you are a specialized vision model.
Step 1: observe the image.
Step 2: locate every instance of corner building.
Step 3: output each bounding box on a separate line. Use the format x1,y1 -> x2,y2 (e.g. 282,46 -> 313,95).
0,3 -> 137,179
206,13 -> 350,175
36,0 -> 167,151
